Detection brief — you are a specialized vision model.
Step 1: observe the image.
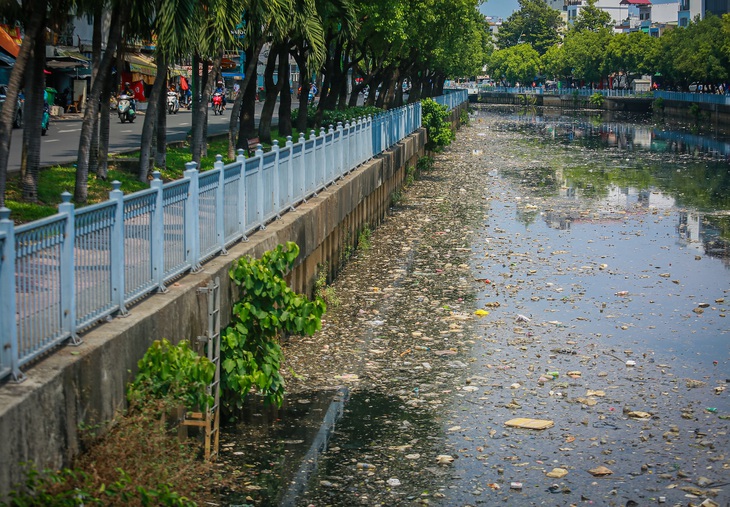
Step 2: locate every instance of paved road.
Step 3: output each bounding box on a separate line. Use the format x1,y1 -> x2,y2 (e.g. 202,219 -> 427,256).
7,101 -> 267,173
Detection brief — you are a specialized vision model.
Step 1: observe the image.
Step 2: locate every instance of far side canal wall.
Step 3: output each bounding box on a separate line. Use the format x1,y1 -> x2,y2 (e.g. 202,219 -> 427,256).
473,92 -> 730,132
0,102 -> 465,497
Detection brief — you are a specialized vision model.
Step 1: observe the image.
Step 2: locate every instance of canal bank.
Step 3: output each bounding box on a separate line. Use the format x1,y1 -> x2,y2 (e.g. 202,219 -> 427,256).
210,104 -> 729,506
0,102 -> 466,498
474,91 -> 730,134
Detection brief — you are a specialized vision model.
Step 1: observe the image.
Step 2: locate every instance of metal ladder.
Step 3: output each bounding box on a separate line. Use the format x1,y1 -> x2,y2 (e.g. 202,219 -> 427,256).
182,277 -> 221,461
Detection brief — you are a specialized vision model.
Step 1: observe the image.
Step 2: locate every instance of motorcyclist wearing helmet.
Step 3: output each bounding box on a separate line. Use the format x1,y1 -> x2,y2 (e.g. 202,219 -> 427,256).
122,82 -> 136,111
212,81 -> 226,109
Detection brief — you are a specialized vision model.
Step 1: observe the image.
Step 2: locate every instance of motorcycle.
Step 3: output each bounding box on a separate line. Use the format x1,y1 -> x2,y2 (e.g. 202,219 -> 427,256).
41,101 -> 49,136
211,92 -> 224,115
166,91 -> 179,115
117,94 -> 136,123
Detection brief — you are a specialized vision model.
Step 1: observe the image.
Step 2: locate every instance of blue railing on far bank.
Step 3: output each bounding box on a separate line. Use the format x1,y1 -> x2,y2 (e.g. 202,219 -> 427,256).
477,85 -> 730,105
0,92 -> 466,382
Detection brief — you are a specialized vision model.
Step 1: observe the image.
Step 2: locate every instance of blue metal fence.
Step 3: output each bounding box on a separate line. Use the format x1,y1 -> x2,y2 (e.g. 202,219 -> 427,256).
476,86 -> 730,105
0,91 -> 467,381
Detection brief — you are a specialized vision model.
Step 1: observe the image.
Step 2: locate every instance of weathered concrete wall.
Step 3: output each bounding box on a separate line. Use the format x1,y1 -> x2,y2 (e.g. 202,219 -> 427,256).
660,101 -> 730,134
0,125 -> 437,496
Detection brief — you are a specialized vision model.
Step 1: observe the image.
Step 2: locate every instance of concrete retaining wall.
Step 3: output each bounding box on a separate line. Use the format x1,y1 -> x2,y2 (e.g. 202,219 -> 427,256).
0,117 -> 450,496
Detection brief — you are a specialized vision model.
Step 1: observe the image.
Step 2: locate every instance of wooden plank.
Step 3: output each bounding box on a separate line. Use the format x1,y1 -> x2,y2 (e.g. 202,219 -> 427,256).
504,418 -> 554,430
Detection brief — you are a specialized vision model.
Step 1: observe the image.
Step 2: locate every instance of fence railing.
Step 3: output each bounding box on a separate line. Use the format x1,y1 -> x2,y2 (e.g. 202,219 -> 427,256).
0,92 -> 465,382
654,90 -> 730,106
477,86 -> 730,105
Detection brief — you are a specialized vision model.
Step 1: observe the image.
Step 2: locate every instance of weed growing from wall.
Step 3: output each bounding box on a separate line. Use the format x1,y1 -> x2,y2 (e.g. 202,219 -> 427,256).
358,225 -> 372,252
315,264 -> 341,308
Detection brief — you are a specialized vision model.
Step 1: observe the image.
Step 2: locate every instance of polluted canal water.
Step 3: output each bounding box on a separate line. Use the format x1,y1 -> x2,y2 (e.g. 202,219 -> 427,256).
214,106 -> 730,507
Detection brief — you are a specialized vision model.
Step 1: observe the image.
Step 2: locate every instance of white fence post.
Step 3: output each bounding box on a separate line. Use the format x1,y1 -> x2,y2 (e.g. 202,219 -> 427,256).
150,172 -> 166,291
109,181 -> 128,312
58,193 -> 80,345
214,155 -> 227,253
0,208 -> 22,382
184,162 -> 201,271
236,149 -> 247,239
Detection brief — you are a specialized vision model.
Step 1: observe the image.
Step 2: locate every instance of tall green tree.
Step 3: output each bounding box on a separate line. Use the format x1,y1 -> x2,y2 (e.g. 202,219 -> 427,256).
488,43 -> 541,85
496,0 -> 563,55
654,14 -> 728,90
562,28 -> 611,85
572,0 -> 612,32
605,31 -> 657,86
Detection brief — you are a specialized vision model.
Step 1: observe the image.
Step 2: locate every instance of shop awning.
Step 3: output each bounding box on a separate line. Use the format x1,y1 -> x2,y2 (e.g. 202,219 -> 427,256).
124,53 -> 157,76
47,48 -> 90,69
0,29 -> 19,58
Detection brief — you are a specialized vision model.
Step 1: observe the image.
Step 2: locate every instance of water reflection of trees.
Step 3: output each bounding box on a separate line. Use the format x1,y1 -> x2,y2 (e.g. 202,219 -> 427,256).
500,110 -> 730,160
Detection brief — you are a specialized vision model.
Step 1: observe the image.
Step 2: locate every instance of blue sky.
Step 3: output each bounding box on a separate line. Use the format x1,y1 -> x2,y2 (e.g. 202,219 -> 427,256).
479,0 -> 519,20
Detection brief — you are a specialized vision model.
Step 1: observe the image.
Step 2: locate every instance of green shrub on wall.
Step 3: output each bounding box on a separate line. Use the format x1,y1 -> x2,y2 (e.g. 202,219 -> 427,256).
421,98 -> 455,152
127,338 -> 215,413
222,242 -> 326,410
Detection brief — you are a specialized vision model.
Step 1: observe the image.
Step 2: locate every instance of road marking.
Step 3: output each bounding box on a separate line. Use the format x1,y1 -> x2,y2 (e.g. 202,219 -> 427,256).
58,129 -> 81,133
179,122 -> 190,126
44,139 -> 60,143
121,129 -> 133,133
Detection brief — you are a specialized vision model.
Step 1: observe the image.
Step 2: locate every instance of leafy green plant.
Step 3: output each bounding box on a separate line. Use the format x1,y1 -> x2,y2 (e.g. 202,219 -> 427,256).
405,165 -> 417,186
459,109 -> 469,126
222,242 -> 326,409
652,96 -> 665,113
589,92 -> 605,107
127,339 -> 215,414
358,225 -> 372,251
2,465 -> 195,507
421,98 -> 455,152
689,102 -> 702,121
417,156 -> 434,172
314,264 -> 340,308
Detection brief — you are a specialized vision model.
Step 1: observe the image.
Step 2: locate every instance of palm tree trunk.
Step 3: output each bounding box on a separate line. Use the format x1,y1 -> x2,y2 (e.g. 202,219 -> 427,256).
0,0 -> 46,207
97,76 -> 111,180
138,52 -> 166,181
155,68 -> 167,169
258,43 -> 282,144
236,76 -> 257,150
190,52 -> 201,158
277,44 -> 292,138
20,23 -> 46,203
293,50 -> 310,134
89,3 -> 102,174
191,54 -> 210,164
228,43 -> 263,159
75,3 -> 126,203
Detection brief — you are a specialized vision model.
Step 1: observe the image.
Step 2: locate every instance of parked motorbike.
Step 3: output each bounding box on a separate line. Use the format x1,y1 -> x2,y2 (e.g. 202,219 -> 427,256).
167,91 -> 179,115
211,92 -> 224,115
41,101 -> 49,136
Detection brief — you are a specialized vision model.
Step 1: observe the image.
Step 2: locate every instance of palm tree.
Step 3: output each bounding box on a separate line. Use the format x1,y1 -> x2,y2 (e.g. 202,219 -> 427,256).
135,0 -> 197,178
0,0 -> 47,207
74,0 -> 127,203
19,12 -> 47,203
315,0 -> 357,114
227,0 -> 291,158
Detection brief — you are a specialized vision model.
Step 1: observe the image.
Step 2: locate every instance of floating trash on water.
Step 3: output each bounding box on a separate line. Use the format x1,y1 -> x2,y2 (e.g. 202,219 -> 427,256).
505,418 -> 554,430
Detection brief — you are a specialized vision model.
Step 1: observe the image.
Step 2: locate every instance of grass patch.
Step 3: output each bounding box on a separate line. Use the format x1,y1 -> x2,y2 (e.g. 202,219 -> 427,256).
6,134 -> 287,225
